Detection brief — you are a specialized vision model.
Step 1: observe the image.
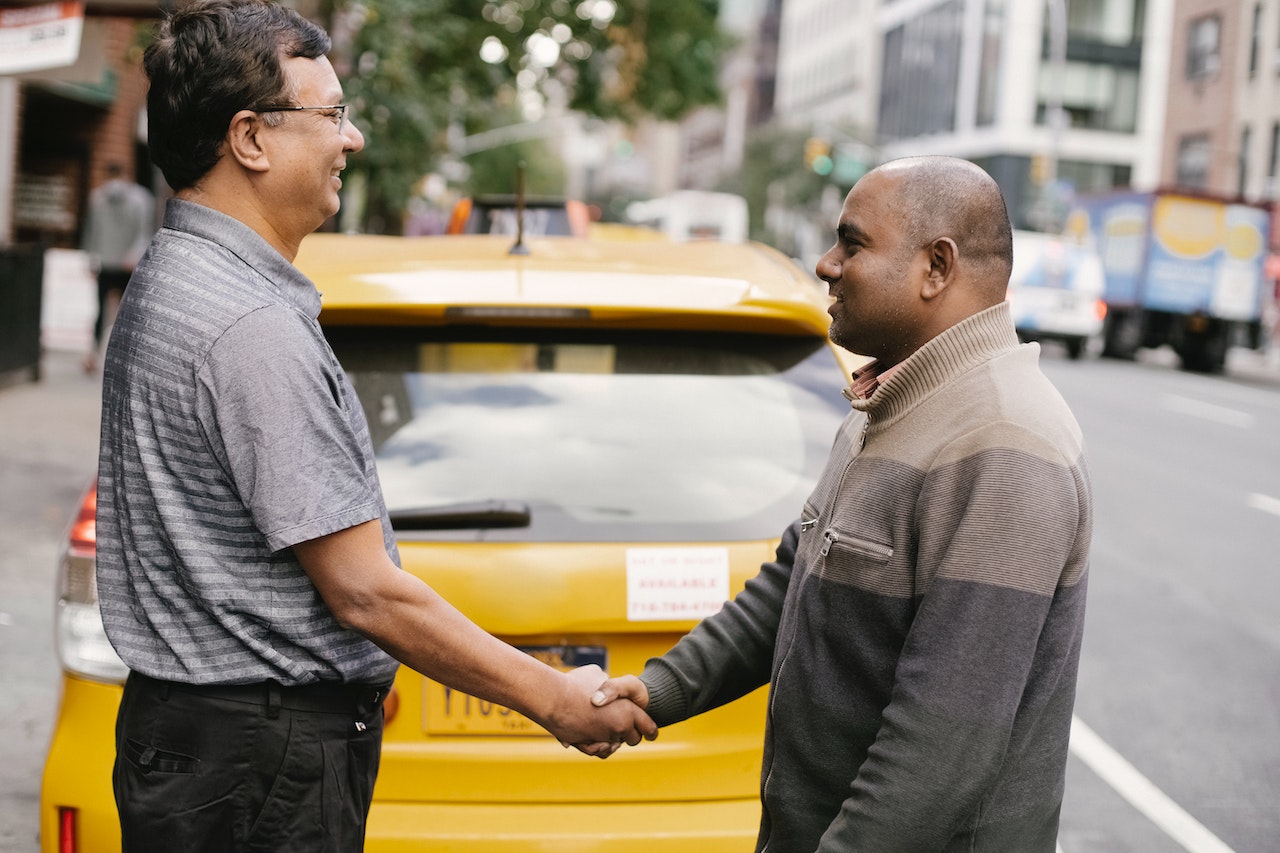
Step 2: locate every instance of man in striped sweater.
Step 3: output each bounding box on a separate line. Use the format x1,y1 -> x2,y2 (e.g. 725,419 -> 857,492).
595,156 -> 1092,851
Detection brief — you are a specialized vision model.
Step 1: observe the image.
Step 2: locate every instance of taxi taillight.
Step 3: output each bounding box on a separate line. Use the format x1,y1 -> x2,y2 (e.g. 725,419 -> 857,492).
67,487 -> 96,553
58,807 -> 76,853
55,484 -> 128,683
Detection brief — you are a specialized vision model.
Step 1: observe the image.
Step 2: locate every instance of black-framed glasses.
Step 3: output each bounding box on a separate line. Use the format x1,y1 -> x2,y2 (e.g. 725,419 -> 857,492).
255,103 -> 348,130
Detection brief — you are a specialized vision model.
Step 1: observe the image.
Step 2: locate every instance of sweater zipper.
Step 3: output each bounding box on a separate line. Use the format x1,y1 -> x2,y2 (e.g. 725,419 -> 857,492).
820,528 -> 839,556
762,439 -> 861,818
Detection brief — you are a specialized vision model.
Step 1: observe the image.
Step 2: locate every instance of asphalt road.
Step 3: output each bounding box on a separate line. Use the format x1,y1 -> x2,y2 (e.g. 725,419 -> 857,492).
1047,346 -> 1280,853
2,343 -> 1277,852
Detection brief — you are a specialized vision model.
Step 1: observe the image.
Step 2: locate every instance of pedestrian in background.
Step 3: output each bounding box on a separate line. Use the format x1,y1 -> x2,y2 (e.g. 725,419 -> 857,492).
81,161 -> 153,373
594,156 -> 1093,852
97,2 -> 654,851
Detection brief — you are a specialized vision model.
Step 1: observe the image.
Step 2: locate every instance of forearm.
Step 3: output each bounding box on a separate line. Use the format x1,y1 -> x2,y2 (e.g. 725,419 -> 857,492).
294,520 -> 653,746
344,568 -> 565,725
640,519 -> 799,726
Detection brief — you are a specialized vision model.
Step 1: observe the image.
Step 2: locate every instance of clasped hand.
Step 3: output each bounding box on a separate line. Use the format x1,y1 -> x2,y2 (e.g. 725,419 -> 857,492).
548,665 -> 655,758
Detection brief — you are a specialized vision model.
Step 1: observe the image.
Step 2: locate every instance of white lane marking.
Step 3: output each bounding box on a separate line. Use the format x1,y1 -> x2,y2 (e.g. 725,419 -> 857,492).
1070,716 -> 1236,853
1247,493 -> 1280,518
1161,394 -> 1255,428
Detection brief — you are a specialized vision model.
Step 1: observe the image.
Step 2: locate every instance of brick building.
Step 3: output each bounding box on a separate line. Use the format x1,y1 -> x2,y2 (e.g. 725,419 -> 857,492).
8,13 -> 155,249
1162,0 -> 1280,204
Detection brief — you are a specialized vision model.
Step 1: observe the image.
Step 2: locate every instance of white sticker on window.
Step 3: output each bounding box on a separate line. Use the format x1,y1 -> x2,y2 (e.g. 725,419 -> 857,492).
626,547 -> 730,622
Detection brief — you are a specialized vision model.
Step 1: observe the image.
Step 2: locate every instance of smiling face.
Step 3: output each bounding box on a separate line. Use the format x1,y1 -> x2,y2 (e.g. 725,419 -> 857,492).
814,169 -> 930,365
260,55 -> 364,242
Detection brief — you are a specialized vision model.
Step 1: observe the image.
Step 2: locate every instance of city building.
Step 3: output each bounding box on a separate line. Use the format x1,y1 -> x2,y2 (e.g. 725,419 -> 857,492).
1,3 -> 161,248
1162,0 -> 1280,203
775,0 -> 880,134
675,0 -> 782,190
769,0 -> 1174,231
871,0 -> 1173,230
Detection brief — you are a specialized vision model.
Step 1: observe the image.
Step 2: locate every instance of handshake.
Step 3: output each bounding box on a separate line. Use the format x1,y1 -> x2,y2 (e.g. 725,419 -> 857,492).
542,665 -> 656,758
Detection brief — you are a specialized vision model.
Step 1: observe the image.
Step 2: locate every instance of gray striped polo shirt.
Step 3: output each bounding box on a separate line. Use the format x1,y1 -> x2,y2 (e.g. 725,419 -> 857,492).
96,198 -> 400,687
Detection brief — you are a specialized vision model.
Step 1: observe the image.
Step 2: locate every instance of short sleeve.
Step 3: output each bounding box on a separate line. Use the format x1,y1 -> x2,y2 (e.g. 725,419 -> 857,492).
196,304 -> 383,552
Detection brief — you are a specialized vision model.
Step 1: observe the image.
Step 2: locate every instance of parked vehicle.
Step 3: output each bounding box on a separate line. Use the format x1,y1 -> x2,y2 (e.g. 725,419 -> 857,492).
1007,230 -> 1107,360
1069,189 -> 1273,373
446,194 -> 591,237
41,226 -> 861,852
626,191 -> 750,243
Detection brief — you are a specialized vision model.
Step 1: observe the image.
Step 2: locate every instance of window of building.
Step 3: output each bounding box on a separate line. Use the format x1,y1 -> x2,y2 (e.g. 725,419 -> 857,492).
1268,122 -> 1280,190
1036,0 -> 1142,134
1066,0 -> 1146,43
1187,15 -> 1221,79
1176,133 -> 1212,188
975,0 -> 1005,127
1239,125 -> 1252,196
877,1 -> 963,140
1250,4 -> 1262,77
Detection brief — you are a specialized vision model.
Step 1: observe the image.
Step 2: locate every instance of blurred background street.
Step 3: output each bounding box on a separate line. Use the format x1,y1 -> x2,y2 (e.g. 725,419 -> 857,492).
5,0 -> 1280,851
3,266 -> 1280,851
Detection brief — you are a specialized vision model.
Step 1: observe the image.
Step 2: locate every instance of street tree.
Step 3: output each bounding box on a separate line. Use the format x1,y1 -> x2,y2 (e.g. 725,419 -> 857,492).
328,0 -> 726,232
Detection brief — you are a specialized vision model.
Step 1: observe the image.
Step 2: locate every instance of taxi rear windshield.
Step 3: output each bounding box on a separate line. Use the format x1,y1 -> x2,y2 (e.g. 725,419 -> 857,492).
326,328 -> 851,542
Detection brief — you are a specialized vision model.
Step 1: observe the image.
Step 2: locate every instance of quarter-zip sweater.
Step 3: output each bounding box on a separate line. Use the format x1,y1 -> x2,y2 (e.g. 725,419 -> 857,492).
639,302 -> 1092,852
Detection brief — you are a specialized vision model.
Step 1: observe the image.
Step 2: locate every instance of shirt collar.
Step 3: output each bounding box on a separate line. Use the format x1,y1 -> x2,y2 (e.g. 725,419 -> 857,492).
161,198 -> 323,319
844,359 -> 902,402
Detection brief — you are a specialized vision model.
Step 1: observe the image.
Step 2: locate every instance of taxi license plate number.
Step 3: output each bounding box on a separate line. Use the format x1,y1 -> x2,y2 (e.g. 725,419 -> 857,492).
423,644 -> 607,736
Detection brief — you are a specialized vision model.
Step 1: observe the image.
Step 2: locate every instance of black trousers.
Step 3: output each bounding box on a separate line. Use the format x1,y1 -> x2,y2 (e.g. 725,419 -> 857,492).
93,268 -> 132,345
114,673 -> 388,853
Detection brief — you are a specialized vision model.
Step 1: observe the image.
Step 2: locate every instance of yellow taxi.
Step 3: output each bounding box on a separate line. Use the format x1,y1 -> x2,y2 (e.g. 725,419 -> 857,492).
41,227 -> 862,852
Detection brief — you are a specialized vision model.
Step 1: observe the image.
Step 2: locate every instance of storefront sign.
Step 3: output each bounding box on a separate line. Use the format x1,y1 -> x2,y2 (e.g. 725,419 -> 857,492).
0,2 -> 85,76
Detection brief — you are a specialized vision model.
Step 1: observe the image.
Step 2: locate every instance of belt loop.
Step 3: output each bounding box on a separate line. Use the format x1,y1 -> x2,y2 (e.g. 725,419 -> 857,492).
159,681 -> 171,702
266,682 -> 281,719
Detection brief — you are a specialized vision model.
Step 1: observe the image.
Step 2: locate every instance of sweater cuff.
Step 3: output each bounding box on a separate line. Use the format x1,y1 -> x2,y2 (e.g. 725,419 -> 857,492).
638,661 -> 689,728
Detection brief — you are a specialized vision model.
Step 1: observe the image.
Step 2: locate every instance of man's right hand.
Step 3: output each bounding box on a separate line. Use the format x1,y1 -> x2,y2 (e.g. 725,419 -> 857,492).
559,674 -> 654,757
546,666 -> 657,758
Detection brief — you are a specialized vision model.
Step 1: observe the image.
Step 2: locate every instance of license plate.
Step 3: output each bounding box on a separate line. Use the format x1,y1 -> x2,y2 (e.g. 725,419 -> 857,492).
423,644 -> 607,736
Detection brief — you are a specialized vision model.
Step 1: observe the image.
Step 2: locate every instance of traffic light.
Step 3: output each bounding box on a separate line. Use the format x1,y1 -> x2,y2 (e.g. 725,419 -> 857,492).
804,137 -> 833,175
1030,153 -> 1050,185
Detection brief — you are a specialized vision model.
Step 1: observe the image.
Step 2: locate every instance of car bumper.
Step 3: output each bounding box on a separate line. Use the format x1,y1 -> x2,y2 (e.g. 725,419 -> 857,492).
41,676 -> 124,853
40,676 -> 760,853
1010,289 -> 1104,340
367,799 -> 760,852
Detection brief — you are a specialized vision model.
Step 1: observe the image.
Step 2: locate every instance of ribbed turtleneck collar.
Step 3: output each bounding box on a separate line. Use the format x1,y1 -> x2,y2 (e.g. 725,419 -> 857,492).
848,301 -> 1022,427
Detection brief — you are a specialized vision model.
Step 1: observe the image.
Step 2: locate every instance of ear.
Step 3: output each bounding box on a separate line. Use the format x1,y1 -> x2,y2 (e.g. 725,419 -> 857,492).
921,237 -> 958,300
224,109 -> 271,174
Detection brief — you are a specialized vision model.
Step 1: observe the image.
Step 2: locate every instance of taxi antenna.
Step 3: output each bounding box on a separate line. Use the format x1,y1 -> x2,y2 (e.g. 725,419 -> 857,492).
509,161 -> 530,256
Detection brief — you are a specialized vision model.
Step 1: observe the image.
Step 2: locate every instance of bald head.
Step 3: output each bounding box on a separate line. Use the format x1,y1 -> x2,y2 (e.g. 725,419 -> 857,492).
873,156 -> 1013,301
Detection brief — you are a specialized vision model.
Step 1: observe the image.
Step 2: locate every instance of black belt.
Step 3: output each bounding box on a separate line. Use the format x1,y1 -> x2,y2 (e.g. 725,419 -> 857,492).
131,672 -> 390,718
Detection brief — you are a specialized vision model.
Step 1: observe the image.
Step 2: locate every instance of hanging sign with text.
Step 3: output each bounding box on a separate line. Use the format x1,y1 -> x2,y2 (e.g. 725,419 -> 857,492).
0,2 -> 84,76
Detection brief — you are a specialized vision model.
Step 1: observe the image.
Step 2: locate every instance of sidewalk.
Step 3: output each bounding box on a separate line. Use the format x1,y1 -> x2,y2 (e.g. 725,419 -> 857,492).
0,345 -> 100,853
0,248 -> 103,456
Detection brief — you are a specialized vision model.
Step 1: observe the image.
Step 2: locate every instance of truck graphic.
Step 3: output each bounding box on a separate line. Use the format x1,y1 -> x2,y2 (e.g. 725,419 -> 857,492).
1069,190 -> 1272,373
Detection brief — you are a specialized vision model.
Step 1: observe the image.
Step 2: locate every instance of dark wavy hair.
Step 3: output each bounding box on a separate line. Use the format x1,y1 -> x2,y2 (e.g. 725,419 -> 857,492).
143,0 -> 331,190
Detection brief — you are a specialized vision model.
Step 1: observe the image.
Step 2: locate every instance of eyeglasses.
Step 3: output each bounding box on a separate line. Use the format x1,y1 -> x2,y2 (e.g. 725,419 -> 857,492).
255,103 -> 348,130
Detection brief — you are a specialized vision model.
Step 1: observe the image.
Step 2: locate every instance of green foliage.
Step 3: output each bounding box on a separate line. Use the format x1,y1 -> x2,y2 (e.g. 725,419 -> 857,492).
334,0 -> 726,232
465,140 -> 567,197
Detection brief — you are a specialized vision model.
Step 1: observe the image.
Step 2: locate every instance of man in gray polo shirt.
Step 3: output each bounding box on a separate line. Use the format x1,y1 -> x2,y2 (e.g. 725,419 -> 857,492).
96,2 -> 654,850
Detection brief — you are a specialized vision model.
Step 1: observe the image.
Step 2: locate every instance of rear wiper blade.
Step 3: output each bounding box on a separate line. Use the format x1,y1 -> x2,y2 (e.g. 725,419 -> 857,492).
388,500 -> 531,530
